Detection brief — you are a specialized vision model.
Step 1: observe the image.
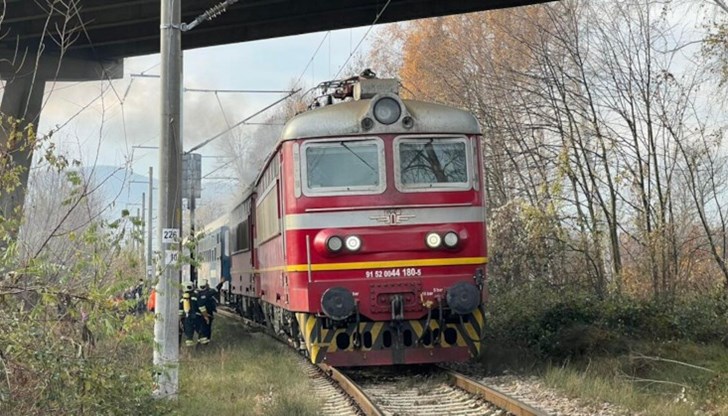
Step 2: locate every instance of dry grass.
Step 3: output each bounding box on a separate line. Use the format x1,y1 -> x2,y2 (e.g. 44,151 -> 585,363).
174,316 -> 320,416
542,342 -> 728,416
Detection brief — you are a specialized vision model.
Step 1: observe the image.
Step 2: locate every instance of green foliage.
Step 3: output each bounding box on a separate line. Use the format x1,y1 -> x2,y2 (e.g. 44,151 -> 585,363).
486,284 -> 728,360
0,123 -> 166,414
0,242 -> 167,414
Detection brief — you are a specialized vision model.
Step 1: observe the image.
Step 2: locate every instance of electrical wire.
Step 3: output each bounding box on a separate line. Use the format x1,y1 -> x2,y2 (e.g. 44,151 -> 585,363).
294,31 -> 331,89
334,0 -> 393,79
186,89 -> 300,154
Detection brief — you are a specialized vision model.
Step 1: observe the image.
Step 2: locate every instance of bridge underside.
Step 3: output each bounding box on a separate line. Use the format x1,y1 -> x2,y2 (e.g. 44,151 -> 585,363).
1,0 -> 550,61
0,0 -> 551,224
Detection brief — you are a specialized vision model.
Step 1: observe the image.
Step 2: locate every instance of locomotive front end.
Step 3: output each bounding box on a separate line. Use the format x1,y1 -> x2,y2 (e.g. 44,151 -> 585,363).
281,77 -> 487,366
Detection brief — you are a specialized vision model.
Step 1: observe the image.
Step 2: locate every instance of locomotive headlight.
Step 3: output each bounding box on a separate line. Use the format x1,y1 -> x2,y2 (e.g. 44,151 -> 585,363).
425,232 -> 442,249
326,236 -> 344,253
373,97 -> 401,125
443,231 -> 459,248
345,236 -> 362,252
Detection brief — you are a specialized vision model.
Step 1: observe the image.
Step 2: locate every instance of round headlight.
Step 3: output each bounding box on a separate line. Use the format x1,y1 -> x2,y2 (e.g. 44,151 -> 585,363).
443,231 -> 459,248
345,236 -> 362,252
425,232 -> 442,249
373,97 -> 401,125
326,236 -> 343,252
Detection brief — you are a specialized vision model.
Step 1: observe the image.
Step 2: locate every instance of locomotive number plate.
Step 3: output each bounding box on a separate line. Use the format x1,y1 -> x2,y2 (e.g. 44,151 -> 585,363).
365,268 -> 422,278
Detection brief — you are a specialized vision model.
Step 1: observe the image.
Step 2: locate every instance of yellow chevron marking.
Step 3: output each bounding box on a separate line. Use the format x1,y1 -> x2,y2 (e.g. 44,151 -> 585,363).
295,313 -> 317,353
311,344 -> 321,363
474,308 -> 484,328
305,316 -> 316,343
370,322 -> 384,349
410,320 -> 423,337
462,323 -> 478,346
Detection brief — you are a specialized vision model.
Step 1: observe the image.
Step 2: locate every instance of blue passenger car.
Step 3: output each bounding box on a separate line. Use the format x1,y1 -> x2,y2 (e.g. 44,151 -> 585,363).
197,216 -> 230,289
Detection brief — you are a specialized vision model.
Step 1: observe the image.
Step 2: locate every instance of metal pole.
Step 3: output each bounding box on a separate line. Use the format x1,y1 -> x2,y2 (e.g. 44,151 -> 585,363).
136,207 -> 141,252
154,0 -> 182,399
190,195 -> 197,285
148,166 -> 154,274
141,193 -> 146,260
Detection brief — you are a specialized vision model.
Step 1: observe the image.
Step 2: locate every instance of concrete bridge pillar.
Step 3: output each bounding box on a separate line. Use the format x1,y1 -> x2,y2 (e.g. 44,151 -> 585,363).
0,74 -> 46,224
0,54 -> 122,231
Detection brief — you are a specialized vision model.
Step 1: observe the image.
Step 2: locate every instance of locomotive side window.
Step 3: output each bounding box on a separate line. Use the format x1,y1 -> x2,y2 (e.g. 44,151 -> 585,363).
236,219 -> 251,252
394,136 -> 471,191
301,138 -> 385,196
231,198 -> 252,253
256,182 -> 280,244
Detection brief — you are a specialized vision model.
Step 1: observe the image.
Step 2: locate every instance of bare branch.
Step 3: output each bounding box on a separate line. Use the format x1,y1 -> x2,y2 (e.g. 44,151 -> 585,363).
714,0 -> 728,14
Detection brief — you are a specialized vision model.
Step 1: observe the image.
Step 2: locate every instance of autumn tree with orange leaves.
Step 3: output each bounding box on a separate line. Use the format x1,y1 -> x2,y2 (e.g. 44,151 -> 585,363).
371,1 -> 728,299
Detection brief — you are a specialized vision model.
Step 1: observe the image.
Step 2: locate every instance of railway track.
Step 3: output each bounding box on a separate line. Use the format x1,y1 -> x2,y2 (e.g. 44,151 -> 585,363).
218,307 -> 549,416
330,364 -> 549,416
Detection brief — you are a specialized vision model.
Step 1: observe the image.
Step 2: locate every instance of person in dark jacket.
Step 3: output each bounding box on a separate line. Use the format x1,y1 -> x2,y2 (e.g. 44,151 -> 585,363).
195,279 -> 217,345
179,282 -> 200,347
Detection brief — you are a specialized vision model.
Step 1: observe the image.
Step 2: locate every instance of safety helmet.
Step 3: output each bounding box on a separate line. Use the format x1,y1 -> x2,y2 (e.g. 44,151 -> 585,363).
183,281 -> 194,291
197,279 -> 209,289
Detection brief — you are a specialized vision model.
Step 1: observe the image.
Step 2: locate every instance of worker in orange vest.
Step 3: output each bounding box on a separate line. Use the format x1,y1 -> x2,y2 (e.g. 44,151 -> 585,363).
147,289 -> 156,313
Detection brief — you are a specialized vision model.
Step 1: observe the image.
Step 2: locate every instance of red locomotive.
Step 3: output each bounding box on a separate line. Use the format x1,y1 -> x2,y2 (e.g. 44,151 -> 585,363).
206,75 -> 487,366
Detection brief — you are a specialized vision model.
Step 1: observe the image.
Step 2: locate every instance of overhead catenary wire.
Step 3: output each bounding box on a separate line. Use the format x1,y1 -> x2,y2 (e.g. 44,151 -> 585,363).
293,0 -> 394,105
294,31 -> 331,89
185,87 -> 293,94
333,0 -> 393,79
186,88 -> 301,154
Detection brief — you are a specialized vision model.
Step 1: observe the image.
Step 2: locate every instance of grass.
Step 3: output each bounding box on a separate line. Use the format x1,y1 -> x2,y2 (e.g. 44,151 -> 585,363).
539,341 -> 728,416
174,316 -> 320,416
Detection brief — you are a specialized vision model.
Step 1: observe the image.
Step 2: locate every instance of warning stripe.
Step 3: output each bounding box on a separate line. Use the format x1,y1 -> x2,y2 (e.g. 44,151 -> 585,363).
297,311 -> 484,363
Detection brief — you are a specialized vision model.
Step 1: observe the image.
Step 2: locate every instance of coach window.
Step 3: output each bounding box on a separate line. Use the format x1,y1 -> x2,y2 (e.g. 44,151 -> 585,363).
394,136 -> 471,192
301,138 -> 385,196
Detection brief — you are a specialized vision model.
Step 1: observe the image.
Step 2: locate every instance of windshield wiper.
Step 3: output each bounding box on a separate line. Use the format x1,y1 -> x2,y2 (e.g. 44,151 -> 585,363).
340,141 -> 377,173
402,138 -> 434,172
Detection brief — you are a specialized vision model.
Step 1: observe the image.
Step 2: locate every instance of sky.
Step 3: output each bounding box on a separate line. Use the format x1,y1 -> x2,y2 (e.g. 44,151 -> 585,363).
24,26 -> 376,210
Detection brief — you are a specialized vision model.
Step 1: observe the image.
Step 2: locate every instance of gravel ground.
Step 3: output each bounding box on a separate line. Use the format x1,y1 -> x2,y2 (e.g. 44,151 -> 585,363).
478,374 -> 630,416
445,361 -> 631,416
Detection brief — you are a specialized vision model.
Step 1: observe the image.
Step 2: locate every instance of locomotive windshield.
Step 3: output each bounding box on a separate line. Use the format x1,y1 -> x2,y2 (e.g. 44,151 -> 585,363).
302,138 -> 385,195
395,136 -> 470,190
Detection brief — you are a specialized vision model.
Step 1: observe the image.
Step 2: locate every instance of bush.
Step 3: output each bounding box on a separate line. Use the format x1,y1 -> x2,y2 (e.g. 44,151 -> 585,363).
485,283 -> 728,361
0,229 -> 168,414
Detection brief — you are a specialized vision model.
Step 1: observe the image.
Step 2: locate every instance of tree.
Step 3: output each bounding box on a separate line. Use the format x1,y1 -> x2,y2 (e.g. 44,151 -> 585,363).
372,0 -> 728,298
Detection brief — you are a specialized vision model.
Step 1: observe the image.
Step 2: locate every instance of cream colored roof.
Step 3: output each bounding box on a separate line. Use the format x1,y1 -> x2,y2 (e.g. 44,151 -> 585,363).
280,98 -> 481,141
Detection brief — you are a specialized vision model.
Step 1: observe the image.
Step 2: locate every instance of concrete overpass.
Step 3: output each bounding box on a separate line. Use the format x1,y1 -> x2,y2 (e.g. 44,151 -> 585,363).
0,0 -> 551,220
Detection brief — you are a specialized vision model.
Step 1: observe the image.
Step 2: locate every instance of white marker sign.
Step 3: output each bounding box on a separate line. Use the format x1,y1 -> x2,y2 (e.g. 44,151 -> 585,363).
162,228 -> 179,243
165,250 -> 179,266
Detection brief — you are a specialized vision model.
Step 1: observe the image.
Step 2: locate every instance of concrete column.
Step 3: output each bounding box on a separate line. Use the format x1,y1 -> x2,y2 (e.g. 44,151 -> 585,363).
0,74 -> 46,225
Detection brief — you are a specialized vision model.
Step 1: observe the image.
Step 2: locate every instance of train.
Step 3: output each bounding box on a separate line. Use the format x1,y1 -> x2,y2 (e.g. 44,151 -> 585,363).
196,74 -> 487,366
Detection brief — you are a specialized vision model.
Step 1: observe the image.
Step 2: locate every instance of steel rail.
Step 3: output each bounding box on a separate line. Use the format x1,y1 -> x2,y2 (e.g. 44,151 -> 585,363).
218,308 -> 547,415
316,364 -> 384,416
445,369 -> 550,416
